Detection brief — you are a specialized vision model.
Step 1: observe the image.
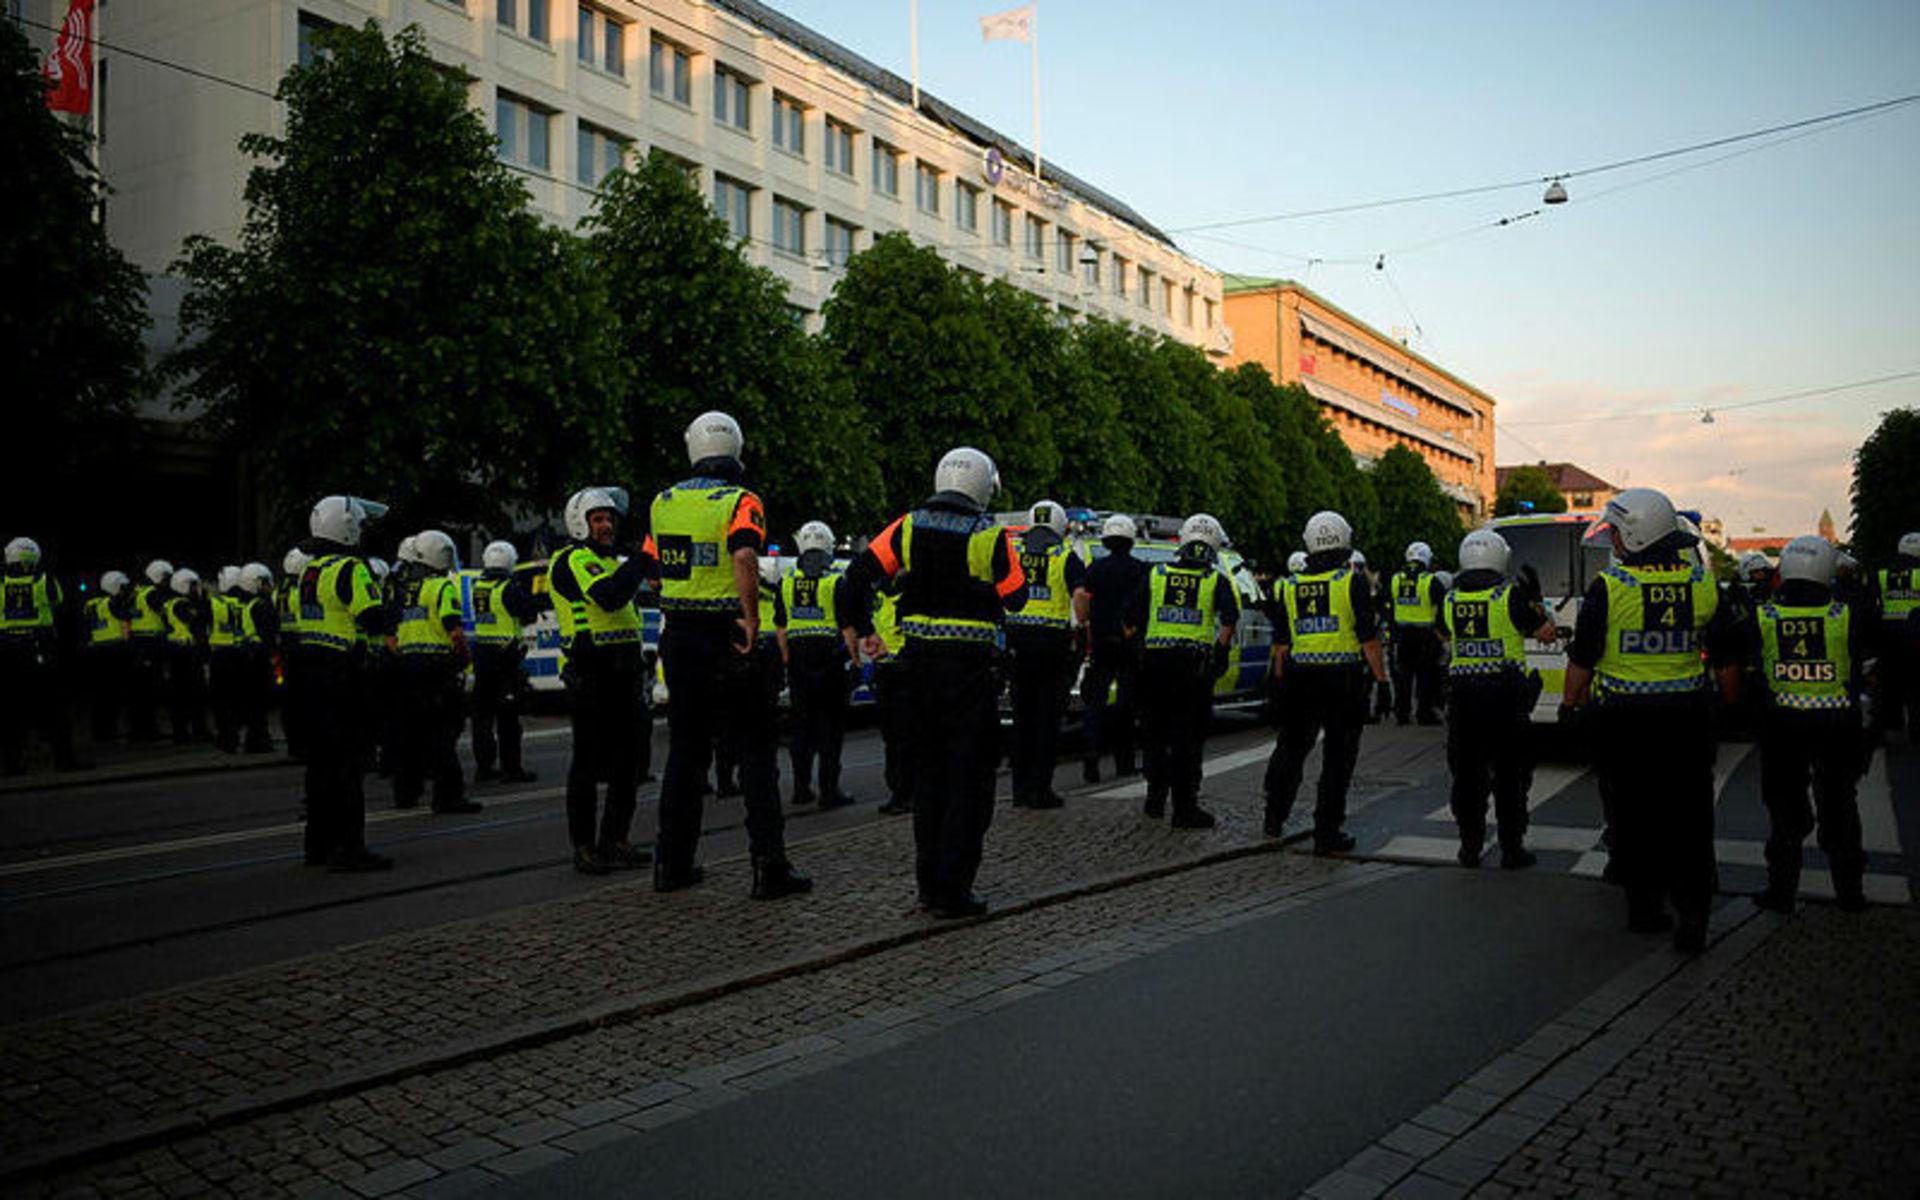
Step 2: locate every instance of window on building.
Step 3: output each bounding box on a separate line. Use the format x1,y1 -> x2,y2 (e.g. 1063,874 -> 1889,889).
773,196 -> 807,255
495,91 -> 551,171
1204,298 -> 1215,329
713,175 -> 753,240
1137,267 -> 1153,308
1182,287 -> 1195,327
1111,255 -> 1129,298
914,161 -> 941,215
713,66 -> 752,132
649,37 -> 691,104
771,94 -> 805,155
297,11 -> 338,66
824,119 -> 855,177
497,0 -> 548,43
577,6 -> 623,74
956,182 -> 980,232
1081,243 -> 1100,286
871,141 -> 900,197
825,217 -> 858,267
1163,279 -> 1175,316
1024,214 -> 1046,261
576,120 -> 628,186
1055,230 -> 1076,275
991,200 -> 1013,248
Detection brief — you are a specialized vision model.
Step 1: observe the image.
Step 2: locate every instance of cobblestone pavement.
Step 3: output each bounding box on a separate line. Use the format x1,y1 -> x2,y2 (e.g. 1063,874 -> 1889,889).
2,726 -> 1387,1178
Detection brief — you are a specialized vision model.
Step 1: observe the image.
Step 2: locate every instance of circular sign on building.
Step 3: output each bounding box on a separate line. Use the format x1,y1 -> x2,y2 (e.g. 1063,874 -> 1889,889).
982,146 -> 1005,185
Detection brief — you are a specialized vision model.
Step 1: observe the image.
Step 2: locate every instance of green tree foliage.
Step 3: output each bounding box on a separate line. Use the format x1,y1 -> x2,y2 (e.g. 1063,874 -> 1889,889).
1365,445 -> 1465,569
0,19 -> 147,532
165,23 -> 622,542
583,151 -> 879,538
1494,464 -> 1569,517
1850,407 -> 1920,567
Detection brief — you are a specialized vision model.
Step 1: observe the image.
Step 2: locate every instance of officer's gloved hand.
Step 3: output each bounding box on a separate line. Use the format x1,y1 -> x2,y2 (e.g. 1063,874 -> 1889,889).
1209,642 -> 1231,679
1518,564 -> 1544,605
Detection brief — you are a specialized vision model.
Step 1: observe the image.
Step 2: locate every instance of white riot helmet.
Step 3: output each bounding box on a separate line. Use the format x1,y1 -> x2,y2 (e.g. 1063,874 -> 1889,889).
145,559 -> 173,585
1286,550 -> 1308,575
4,537 -> 40,567
1777,536 -> 1836,585
217,565 -> 243,594
1457,529 -> 1511,575
795,521 -> 835,556
1350,550 -> 1368,568
1405,541 -> 1434,567
757,557 -> 781,587
1028,500 -> 1067,537
170,568 -> 201,596
101,570 -> 130,596
482,540 -> 518,572
1436,571 -> 1454,592
414,530 -> 458,573
1836,551 -> 1860,578
1101,514 -> 1138,543
685,411 -> 745,465
564,487 -> 621,542
1601,487 -> 1680,554
397,535 -> 423,565
1178,513 -> 1226,551
367,557 -> 391,581
282,549 -> 308,579
1899,532 -> 1920,559
1737,552 -> 1772,582
310,495 -> 386,547
1304,510 -> 1353,553
240,563 -> 273,595
933,447 -> 1000,508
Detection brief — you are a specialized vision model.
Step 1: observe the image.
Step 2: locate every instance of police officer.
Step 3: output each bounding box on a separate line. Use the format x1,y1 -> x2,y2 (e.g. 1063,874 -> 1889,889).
1387,541 -> 1446,725
207,566 -> 250,753
1872,531 -> 1920,741
235,563 -> 277,753
648,413 -> 810,900
393,531 -> 479,815
1006,500 -> 1089,808
126,559 -> 172,741
1078,514 -> 1151,784
1350,549 -> 1393,724
1264,511 -> 1389,850
2,538 -> 82,774
1736,552 -> 1776,608
1741,536 -> 1871,914
548,488 -> 654,875
84,569 -> 135,742
843,446 -> 1025,917
301,495 -> 396,871
1562,487 -> 1740,952
278,548 -> 311,759
1439,530 -> 1556,868
1127,514 -> 1238,827
867,569 -> 914,816
780,520 -> 860,808
368,549 -> 410,777
162,568 -> 210,744
469,541 -> 538,784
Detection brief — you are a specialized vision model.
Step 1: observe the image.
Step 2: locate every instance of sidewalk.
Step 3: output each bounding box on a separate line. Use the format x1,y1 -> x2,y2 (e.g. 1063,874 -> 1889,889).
0,729 -> 296,796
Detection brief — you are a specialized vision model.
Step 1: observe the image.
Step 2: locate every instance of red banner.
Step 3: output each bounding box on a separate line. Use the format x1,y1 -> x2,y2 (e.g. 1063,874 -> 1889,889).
42,0 -> 95,114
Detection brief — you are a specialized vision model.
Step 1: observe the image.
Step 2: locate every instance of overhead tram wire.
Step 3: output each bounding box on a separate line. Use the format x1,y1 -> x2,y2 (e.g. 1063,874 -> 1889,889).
1502,370 -> 1920,428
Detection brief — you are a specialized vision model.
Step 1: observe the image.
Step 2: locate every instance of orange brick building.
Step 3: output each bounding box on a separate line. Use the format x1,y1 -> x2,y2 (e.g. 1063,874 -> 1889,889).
1222,276 -> 1497,519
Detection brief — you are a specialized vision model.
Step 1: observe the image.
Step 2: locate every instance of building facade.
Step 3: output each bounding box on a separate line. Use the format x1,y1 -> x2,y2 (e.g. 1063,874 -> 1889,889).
21,0 -> 1225,343
1222,276 -> 1497,519
1493,461 -> 1619,513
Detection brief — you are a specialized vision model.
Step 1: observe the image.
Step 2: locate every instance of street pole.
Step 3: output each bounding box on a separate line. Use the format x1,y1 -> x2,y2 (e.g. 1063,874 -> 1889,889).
1030,3 -> 1041,182
909,0 -> 919,110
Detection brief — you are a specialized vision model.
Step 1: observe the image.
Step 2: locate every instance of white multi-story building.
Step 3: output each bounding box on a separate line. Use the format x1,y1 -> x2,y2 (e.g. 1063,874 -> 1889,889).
21,0 -> 1227,347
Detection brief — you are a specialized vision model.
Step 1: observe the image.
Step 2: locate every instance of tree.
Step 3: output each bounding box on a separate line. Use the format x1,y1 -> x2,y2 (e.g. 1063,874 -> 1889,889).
166,23 -> 623,544
1850,407 -> 1920,567
0,18 -> 148,536
1365,445 -> 1465,570
583,151 -> 878,538
1494,465 -> 1568,517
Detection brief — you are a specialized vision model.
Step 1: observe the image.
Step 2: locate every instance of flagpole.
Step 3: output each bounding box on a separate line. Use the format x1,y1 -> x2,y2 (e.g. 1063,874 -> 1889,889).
1029,3 -> 1041,182
909,0 -> 919,110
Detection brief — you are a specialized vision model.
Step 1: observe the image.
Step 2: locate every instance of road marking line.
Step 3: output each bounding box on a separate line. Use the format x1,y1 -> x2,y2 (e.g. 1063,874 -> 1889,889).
0,787 -> 565,879
1087,745 -> 1272,800
1424,762 -> 1589,821
1856,750 -> 1901,853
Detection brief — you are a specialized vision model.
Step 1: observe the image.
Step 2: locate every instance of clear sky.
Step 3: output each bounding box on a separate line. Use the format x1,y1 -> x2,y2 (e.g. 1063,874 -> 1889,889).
769,0 -> 1920,538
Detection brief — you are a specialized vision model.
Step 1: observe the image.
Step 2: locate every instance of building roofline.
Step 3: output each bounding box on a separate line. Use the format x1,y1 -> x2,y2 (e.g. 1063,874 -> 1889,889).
709,0 -> 1179,252
1222,273 -> 1494,405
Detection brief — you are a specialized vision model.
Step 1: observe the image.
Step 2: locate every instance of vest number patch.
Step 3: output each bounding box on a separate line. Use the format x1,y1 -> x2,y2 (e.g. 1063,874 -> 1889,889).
1776,616 -> 1826,662
1452,600 -> 1490,639
1639,583 -> 1693,632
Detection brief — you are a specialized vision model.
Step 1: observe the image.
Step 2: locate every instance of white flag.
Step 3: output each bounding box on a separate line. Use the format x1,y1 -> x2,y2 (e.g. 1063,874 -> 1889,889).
979,4 -> 1034,43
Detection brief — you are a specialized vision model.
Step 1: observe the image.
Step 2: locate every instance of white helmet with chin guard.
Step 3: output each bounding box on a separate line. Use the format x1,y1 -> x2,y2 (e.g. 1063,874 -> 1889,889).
4,537 -> 40,568
217,565 -> 243,594
565,487 -> 621,542
1778,536 -> 1836,585
1304,511 -> 1353,553
101,570 -> 130,596
170,568 -> 201,597
1101,514 -> 1137,543
414,530 -> 458,573
1602,488 -> 1680,554
1178,513 -> 1226,551
1028,500 -> 1067,537
1899,532 -> 1920,559
282,549 -> 308,579
933,447 -> 999,508
685,411 -> 744,465
145,559 -> 174,585
1457,530 -> 1510,575
1286,551 -> 1308,575
1405,541 -> 1434,567
482,541 -> 518,572
310,495 -> 386,547
795,521 -> 834,556
240,563 -> 273,595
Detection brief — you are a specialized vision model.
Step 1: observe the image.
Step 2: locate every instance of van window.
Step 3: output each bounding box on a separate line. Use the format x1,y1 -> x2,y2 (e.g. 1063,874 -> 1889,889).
1499,524 -> 1580,598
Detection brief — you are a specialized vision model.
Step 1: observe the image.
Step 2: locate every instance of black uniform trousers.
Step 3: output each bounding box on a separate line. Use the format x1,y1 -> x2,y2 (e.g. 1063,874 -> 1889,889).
872,657 -> 914,805
126,635 -> 164,740
209,646 -> 249,752
1391,625 -> 1444,722
787,638 -> 851,799
1446,674 -> 1532,855
1759,708 -> 1866,901
86,643 -> 129,741
240,645 -> 274,751
657,624 -> 786,870
166,643 -> 207,743
1081,636 -> 1139,775
1591,697 -> 1716,926
393,654 -> 467,810
564,641 -> 644,850
470,644 -> 527,775
364,647 -> 401,775
302,651 -> 369,862
1007,626 -> 1076,802
1264,663 -> 1368,841
1140,646 -> 1214,812
1876,629 -> 1918,738
900,642 -> 999,902
1,637 -> 76,773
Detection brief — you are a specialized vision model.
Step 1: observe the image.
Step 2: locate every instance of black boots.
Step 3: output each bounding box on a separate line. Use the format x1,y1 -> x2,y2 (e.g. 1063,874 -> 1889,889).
751,855 -> 813,901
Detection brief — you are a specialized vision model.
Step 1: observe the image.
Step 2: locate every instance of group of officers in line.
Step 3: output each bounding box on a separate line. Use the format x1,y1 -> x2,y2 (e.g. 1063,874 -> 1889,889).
5,411 -> 1917,934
